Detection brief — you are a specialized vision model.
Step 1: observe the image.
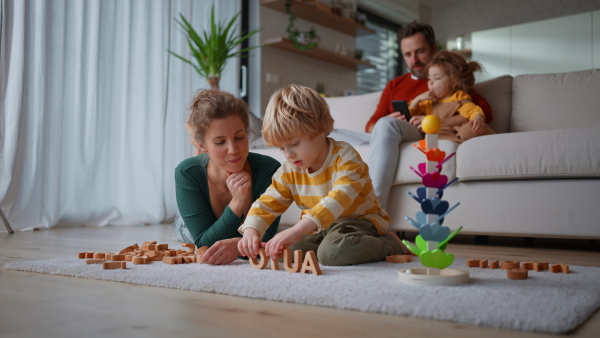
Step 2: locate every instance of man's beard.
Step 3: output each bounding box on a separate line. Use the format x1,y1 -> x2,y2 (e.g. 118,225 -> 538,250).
410,64 -> 427,79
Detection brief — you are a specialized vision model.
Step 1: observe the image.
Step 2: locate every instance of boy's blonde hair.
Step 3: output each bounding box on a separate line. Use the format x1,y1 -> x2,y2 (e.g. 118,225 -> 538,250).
262,85 -> 334,147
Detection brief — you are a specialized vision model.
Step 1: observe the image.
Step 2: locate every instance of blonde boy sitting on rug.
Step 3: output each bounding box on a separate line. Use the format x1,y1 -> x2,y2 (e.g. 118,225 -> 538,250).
237,85 -> 406,266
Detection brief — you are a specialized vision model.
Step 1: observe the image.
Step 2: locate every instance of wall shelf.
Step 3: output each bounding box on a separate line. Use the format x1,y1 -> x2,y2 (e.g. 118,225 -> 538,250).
261,0 -> 375,37
263,37 -> 376,70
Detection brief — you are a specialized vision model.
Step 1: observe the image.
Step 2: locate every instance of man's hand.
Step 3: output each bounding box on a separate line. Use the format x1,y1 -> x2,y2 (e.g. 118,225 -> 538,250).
409,115 -> 425,128
386,111 -> 407,121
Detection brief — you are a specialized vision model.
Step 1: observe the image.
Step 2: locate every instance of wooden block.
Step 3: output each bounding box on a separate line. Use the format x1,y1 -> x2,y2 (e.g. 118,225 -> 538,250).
162,250 -> 172,257
479,259 -> 488,268
538,262 -> 549,270
148,256 -> 162,262
466,258 -> 480,267
196,254 -> 205,264
507,268 -> 528,280
78,252 -> 87,259
140,241 -> 157,251
522,262 -> 534,270
148,244 -> 157,250
300,251 -> 321,276
550,264 -> 562,273
157,244 -> 169,250
500,261 -> 520,270
560,264 -> 570,274
85,252 -> 95,259
283,249 -> 302,273
489,260 -> 499,269
182,243 -> 195,254
103,261 -> 127,269
249,248 -> 269,270
109,254 -> 125,261
86,259 -> 106,264
119,246 -> 135,254
146,250 -> 158,257
93,253 -> 106,259
131,243 -> 139,250
124,254 -> 133,262
163,256 -> 177,265
131,256 -> 149,265
386,254 -> 412,263
196,246 -> 209,255
270,256 -> 280,270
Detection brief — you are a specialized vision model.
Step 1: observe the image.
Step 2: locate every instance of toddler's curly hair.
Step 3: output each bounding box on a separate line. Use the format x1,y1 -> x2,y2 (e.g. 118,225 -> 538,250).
426,51 -> 483,93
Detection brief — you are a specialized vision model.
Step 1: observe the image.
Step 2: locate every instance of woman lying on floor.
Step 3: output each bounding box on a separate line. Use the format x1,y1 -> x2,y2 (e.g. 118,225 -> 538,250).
173,89 -> 281,265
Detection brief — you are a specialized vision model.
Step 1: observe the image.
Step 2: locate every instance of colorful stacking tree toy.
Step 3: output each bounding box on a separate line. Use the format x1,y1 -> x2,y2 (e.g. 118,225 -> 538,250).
397,115 -> 470,286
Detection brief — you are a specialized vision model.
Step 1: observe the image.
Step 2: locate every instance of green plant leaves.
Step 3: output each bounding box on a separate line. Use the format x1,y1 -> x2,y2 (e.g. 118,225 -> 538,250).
168,4 -> 265,86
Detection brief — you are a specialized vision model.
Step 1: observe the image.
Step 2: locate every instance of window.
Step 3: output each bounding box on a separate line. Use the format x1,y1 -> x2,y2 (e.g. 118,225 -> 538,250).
356,11 -> 401,94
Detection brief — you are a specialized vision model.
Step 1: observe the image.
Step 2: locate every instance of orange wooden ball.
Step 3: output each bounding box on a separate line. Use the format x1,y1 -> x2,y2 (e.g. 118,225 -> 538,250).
421,115 -> 442,134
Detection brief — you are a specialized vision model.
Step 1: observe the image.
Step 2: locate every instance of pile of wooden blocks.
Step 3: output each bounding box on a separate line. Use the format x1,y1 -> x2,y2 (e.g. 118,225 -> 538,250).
77,241 -> 209,269
466,258 -> 570,280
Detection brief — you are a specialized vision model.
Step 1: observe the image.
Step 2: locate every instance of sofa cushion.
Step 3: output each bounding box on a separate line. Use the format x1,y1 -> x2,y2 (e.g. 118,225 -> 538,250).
456,127 -> 600,181
473,75 -> 513,134
325,91 -> 381,133
511,69 -> 600,132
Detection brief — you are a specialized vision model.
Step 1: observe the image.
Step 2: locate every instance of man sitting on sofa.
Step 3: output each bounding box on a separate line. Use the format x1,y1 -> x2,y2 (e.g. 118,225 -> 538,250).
366,21 -> 492,209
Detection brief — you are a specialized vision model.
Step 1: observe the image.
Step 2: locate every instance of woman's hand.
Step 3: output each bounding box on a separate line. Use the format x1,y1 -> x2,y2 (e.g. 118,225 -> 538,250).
226,170 -> 253,218
469,115 -> 485,135
201,237 -> 241,265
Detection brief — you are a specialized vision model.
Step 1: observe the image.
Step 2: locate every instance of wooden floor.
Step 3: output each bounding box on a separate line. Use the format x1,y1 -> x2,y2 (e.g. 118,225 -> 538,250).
1,224 -> 599,338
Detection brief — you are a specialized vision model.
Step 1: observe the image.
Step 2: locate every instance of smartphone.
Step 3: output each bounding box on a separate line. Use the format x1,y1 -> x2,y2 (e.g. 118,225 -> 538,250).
392,100 -> 411,121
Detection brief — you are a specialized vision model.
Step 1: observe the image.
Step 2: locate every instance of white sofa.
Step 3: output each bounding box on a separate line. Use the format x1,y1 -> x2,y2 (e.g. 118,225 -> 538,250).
252,69 -> 600,239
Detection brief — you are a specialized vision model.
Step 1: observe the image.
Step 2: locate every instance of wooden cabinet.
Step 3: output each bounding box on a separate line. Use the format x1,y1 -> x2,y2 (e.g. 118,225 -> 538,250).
261,0 -> 375,69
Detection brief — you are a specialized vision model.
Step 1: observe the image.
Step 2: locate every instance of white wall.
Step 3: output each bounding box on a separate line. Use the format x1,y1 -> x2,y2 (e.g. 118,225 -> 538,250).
472,11 -> 599,81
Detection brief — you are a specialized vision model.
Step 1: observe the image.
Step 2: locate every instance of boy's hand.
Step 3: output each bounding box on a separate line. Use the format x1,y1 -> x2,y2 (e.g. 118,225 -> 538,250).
265,218 -> 317,259
238,228 -> 261,258
469,115 -> 485,135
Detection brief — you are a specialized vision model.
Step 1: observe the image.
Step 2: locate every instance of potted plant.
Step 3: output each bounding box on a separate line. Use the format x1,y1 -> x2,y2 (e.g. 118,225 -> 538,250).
169,4 -> 264,89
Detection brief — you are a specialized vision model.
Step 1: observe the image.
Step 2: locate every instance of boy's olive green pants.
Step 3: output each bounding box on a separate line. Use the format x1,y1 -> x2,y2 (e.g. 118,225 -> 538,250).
288,219 -> 405,266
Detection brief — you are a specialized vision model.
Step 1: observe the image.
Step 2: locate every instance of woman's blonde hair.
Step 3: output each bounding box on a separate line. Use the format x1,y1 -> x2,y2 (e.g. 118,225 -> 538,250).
187,89 -> 249,142
262,85 -> 334,147
426,51 -> 482,93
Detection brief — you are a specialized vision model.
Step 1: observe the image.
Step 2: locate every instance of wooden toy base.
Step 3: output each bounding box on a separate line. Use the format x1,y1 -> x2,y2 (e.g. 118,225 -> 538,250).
398,267 -> 470,286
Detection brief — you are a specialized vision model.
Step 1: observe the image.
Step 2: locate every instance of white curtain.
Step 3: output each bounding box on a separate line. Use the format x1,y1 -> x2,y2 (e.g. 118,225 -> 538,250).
0,0 -> 241,231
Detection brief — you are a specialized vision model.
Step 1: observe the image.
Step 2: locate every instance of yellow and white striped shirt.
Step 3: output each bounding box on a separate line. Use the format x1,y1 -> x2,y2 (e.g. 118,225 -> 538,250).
239,139 -> 390,238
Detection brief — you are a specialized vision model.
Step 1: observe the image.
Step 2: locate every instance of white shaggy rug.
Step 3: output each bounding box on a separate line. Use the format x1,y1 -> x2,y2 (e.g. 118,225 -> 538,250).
5,257 -> 600,334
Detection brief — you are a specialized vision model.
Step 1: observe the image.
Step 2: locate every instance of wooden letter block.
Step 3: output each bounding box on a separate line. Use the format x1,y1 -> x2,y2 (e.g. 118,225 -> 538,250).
283,249 -> 302,273
93,253 -> 106,259
86,259 -> 106,264
163,256 -> 177,265
479,259 -> 488,268
182,243 -> 195,254
182,256 -> 193,264
249,248 -> 269,270
500,261 -> 520,270
550,264 -> 562,273
196,246 -> 209,255
103,261 -> 127,269
196,254 -> 205,264
131,256 -> 149,265
270,257 -> 280,270
300,251 -> 321,276
507,268 -> 528,280
156,244 -> 169,250
140,241 -> 157,251
534,262 -> 549,271
119,246 -> 135,254
489,260 -> 499,269
386,254 -> 412,263
77,252 -> 87,259
110,254 -> 125,261
466,259 -> 480,267
560,264 -> 570,274
85,252 -> 95,259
